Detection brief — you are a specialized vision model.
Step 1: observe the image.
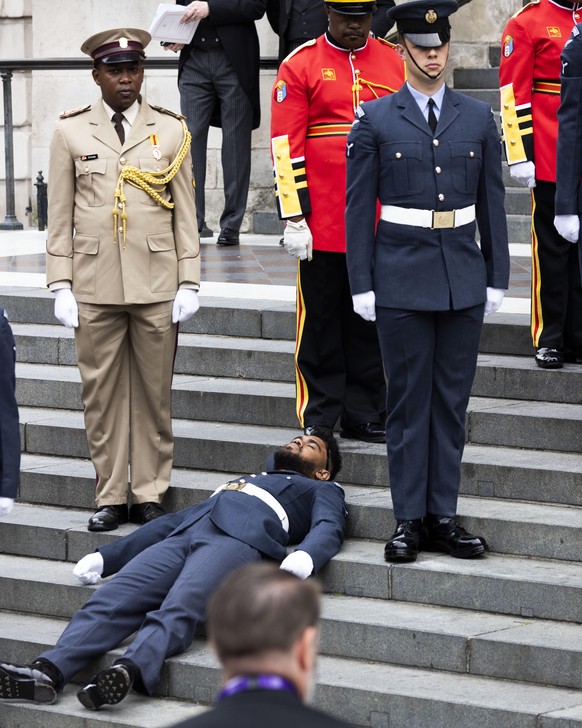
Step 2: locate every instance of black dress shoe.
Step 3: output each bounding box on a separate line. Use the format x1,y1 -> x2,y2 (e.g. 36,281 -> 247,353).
535,347 -> 565,369
87,504 -> 128,532
340,422 -> 385,443
129,502 -> 166,524
423,515 -> 488,558
217,228 -> 240,246
384,519 -> 424,563
77,663 -> 134,711
0,659 -> 62,704
198,222 -> 213,238
304,425 -> 333,437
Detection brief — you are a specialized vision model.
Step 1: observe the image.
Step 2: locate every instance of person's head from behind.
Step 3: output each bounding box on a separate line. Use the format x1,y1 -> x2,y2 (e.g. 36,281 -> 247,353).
273,427 -> 342,481
207,563 -> 322,703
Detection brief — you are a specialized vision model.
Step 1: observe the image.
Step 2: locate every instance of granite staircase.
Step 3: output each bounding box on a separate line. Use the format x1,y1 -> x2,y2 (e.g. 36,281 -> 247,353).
0,284 -> 580,728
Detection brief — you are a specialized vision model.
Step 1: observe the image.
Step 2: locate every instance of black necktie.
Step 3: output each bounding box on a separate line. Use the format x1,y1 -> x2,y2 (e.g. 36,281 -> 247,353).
427,98 -> 437,134
112,112 -> 125,145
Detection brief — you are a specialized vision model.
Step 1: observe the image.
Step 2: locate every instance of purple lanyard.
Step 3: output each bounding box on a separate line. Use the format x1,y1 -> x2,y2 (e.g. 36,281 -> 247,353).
218,674 -> 299,702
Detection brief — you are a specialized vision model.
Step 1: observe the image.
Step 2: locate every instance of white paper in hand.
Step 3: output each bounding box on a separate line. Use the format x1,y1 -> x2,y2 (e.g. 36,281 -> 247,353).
149,4 -> 199,44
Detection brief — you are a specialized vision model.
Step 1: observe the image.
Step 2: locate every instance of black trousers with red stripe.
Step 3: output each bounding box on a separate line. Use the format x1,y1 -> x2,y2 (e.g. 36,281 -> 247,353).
295,250 -> 386,429
531,181 -> 582,352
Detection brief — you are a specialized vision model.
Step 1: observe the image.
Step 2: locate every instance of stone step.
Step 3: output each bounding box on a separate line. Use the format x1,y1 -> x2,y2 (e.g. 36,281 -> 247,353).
505,186 -> 534,215
455,88 -> 499,110
454,67 -> 499,90
16,367 -> 582,451
0,558 -> 580,690
507,213 -> 533,245
10,460 -> 582,562
0,288 -> 296,341
17,413 -> 582,503
1,509 -> 580,621
15,348 -> 582,411
12,315 -> 538,365
1,612 -> 581,727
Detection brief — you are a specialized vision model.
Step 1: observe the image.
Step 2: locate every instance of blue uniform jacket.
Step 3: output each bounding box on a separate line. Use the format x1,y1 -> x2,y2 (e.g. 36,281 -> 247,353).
345,84 -> 509,311
556,24 -> 582,216
98,470 -> 347,577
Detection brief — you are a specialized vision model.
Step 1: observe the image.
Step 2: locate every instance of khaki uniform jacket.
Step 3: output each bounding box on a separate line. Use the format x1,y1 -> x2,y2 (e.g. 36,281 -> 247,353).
46,99 -> 200,305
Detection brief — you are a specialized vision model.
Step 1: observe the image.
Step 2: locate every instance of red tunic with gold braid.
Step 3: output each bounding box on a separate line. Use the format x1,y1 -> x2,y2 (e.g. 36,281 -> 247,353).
499,0 -> 582,182
270,33 -> 405,253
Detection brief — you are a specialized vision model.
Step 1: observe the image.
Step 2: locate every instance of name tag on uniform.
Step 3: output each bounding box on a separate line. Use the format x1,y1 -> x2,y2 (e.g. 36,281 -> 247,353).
80,154 -> 98,161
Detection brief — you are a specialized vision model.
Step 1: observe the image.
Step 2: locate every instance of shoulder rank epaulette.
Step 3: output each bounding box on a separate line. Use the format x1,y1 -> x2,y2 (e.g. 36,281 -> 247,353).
149,104 -> 185,120
59,104 -> 91,120
512,0 -> 541,19
283,38 -> 317,63
377,36 -> 398,49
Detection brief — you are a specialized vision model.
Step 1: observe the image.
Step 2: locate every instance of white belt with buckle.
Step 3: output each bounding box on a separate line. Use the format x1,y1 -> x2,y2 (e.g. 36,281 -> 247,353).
211,481 -> 289,532
380,204 -> 476,229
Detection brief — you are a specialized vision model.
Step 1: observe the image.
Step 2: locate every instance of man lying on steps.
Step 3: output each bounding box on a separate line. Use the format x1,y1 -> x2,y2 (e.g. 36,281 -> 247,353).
0,428 -> 346,711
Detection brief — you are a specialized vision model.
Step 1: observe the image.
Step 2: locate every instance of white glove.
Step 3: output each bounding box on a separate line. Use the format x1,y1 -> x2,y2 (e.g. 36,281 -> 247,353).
352,291 -> 376,322
484,287 -> 505,317
54,288 -> 79,328
172,289 -> 200,323
509,161 -> 536,188
283,219 -> 313,261
0,498 -> 14,517
280,550 -> 314,580
73,552 -> 104,585
554,214 -> 580,243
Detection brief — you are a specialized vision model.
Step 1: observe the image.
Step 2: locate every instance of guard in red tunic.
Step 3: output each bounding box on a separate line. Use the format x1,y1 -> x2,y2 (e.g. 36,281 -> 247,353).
270,0 -> 405,441
499,0 -> 582,368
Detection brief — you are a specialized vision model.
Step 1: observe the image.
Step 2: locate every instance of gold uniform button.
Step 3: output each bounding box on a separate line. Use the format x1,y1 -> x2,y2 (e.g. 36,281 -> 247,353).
507,122 -> 513,128
396,152 -> 402,159
438,193 -> 445,201
118,226 -> 123,233
118,203 -> 123,210
435,166 -> 441,174
120,157 -> 126,165
504,104 -> 509,109
470,151 -> 475,158
510,140 -> 516,145
85,167 -> 89,173
433,139 -> 439,147
279,173 -> 284,178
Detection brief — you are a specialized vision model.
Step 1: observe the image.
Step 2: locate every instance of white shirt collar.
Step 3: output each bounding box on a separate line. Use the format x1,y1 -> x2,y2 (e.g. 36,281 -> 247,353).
101,99 -> 140,127
406,82 -> 446,115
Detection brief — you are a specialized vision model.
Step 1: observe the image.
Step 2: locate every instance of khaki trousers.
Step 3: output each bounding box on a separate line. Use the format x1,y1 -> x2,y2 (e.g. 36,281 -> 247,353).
74,301 -> 177,506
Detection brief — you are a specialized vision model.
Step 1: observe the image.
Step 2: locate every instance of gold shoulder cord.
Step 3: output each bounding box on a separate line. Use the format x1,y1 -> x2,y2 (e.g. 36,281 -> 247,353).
112,118 -> 192,247
352,70 -> 400,108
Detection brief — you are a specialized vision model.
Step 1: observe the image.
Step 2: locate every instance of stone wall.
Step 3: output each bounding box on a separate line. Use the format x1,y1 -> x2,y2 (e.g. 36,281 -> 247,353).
0,0 -> 521,230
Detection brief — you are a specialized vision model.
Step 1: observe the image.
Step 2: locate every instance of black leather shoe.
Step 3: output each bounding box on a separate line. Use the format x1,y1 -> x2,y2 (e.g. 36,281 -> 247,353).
87,504 -> 128,532
535,347 -> 565,369
424,515 -> 488,558
129,502 -> 166,524
0,659 -> 62,704
304,425 -> 333,437
217,228 -> 240,246
198,222 -> 213,238
384,519 -> 424,563
340,422 -> 385,443
77,663 -> 134,711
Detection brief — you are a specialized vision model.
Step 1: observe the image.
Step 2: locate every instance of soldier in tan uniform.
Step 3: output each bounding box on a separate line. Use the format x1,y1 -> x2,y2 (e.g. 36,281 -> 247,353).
46,28 -> 201,532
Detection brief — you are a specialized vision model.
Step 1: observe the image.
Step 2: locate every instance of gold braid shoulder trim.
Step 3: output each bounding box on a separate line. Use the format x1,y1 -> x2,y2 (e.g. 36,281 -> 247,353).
112,116 -> 191,246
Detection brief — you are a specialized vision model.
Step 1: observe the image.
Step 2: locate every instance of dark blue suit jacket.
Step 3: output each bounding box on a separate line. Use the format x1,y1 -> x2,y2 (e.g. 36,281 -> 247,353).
0,308 -> 20,499
345,84 -> 509,311
556,24 -> 582,218
98,470 -> 347,577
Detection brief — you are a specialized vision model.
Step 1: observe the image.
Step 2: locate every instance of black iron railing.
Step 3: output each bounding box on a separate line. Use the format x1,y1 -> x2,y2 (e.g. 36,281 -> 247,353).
0,56 -> 278,230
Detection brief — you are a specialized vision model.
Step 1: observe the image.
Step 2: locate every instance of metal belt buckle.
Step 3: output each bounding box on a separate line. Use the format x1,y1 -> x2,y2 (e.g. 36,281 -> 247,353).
432,210 -> 455,229
223,481 -> 246,491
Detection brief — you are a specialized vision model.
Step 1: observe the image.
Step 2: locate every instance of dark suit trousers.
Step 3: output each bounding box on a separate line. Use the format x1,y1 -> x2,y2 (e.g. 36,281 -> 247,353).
179,47 -> 253,232
376,304 -> 484,520
531,181 -> 582,352
40,518 -> 261,694
0,309 -> 20,499
295,251 -> 386,429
